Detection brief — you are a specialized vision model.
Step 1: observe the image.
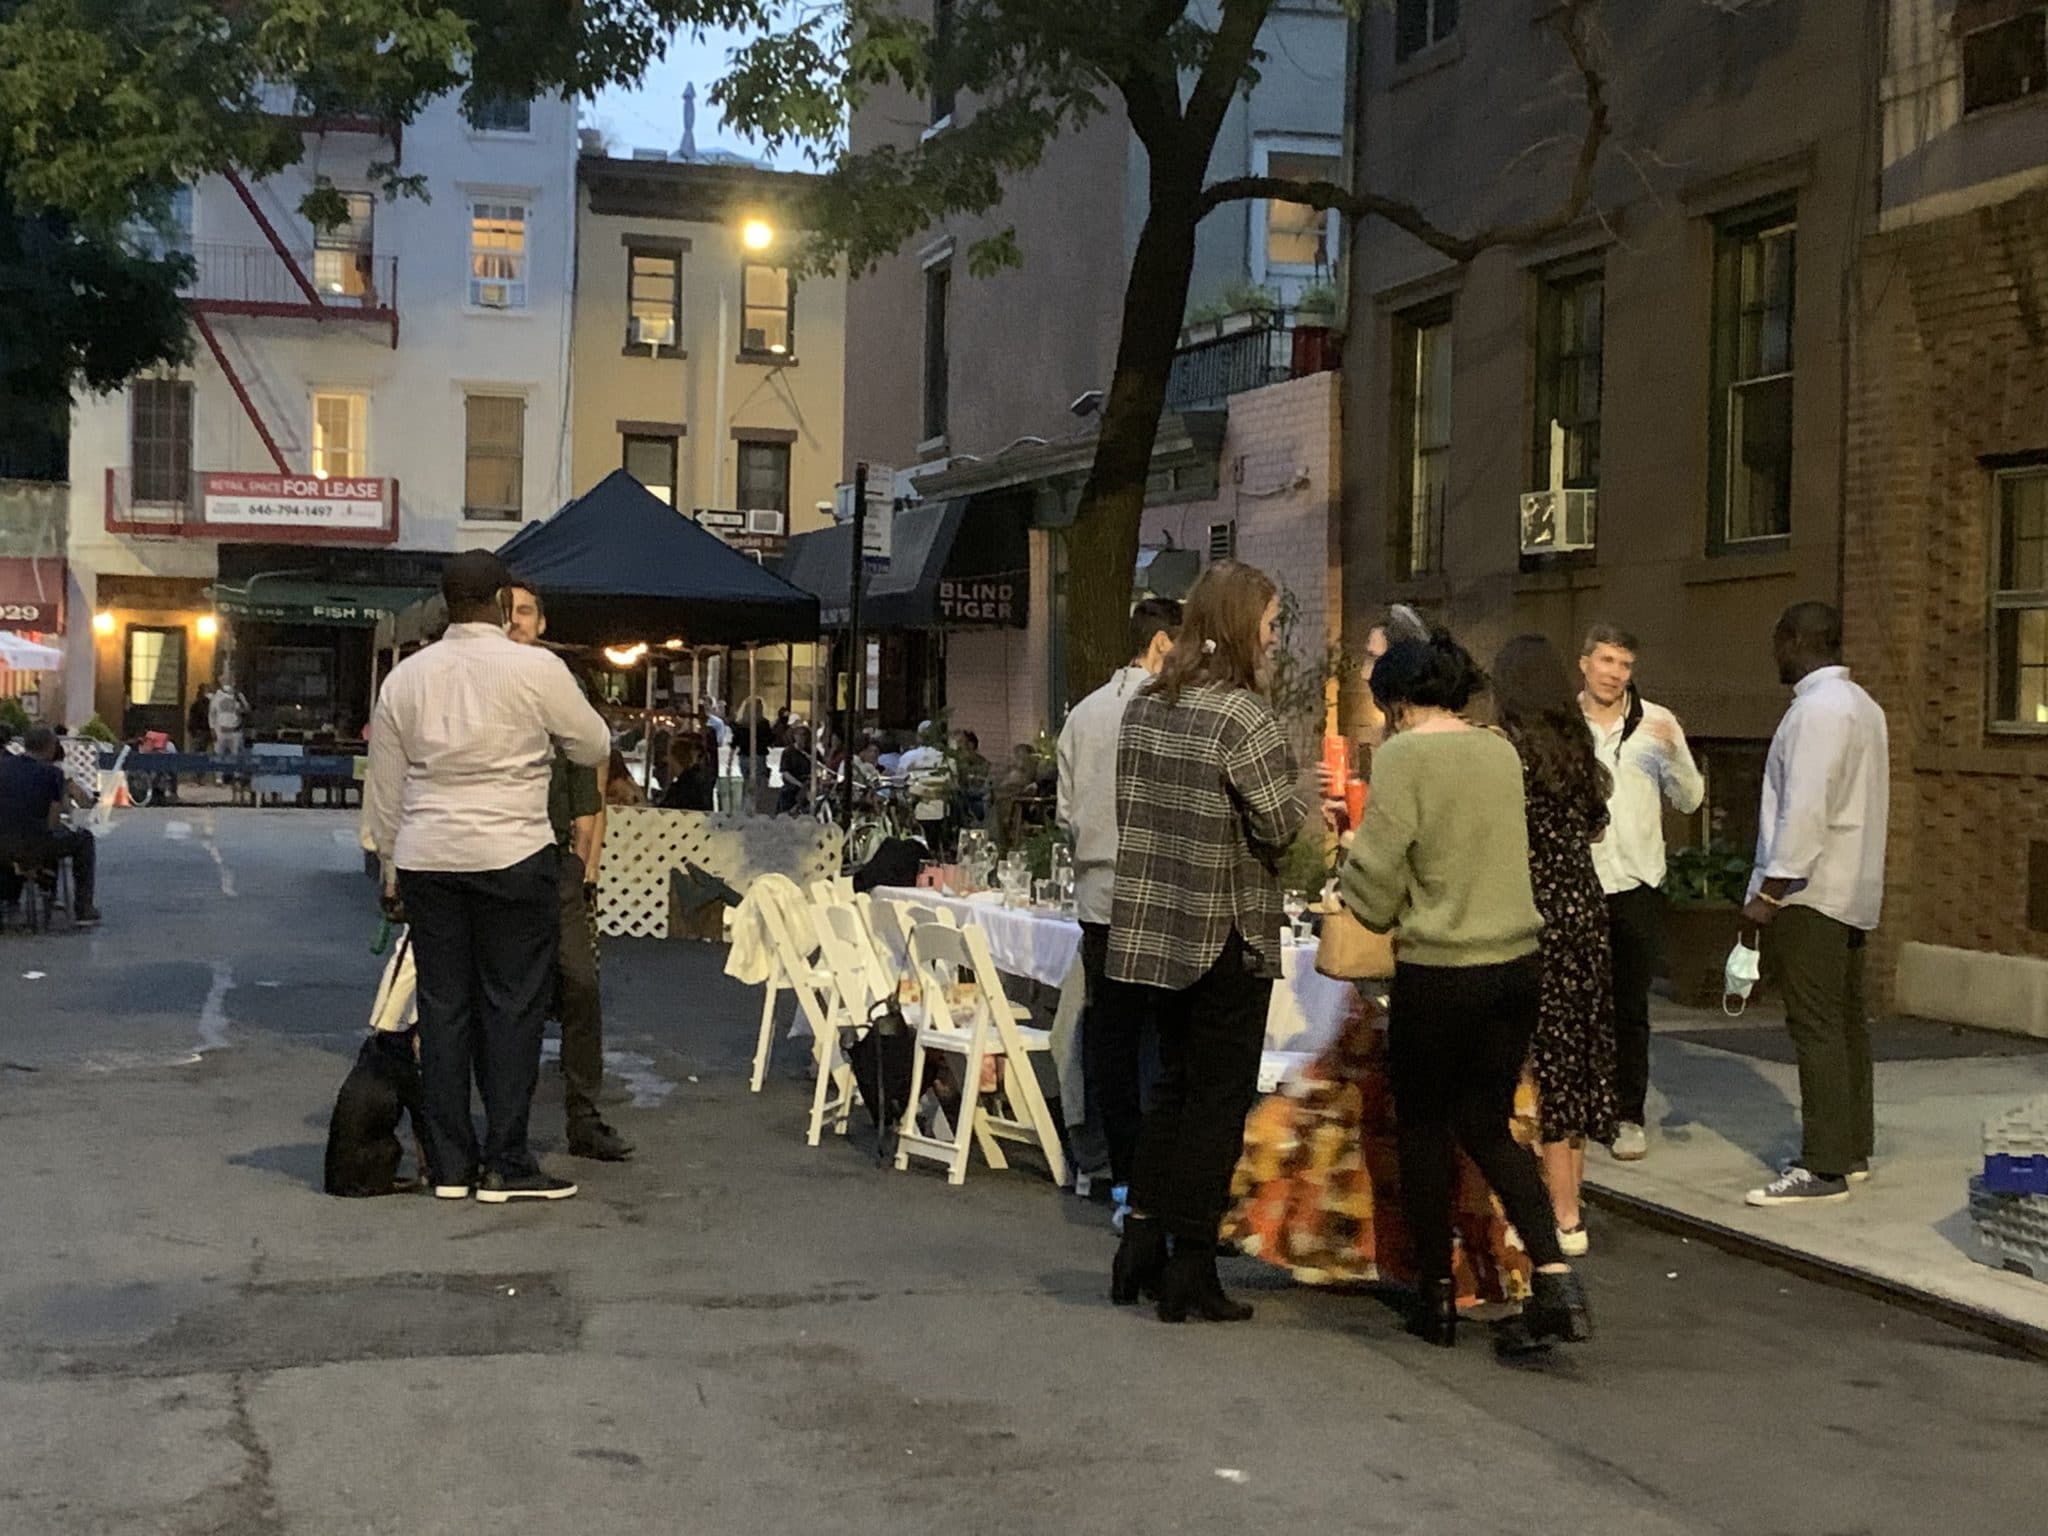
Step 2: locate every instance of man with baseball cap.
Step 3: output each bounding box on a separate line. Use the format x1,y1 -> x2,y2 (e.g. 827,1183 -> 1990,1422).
365,550 -> 611,1202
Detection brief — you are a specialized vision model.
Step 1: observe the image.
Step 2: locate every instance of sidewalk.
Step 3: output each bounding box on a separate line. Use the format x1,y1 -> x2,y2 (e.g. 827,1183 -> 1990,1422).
1583,998 -> 2048,1341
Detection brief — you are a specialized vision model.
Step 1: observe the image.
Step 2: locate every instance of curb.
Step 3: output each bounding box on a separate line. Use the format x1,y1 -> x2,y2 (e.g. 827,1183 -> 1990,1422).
1583,1180 -> 2048,1363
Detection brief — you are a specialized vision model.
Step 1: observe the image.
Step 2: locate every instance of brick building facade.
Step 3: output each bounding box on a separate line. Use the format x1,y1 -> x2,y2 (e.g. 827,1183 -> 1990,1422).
1844,0 -> 2048,1026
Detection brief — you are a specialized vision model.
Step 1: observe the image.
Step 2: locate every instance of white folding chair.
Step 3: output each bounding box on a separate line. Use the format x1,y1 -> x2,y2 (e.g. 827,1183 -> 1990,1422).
756,885 -> 863,1145
746,876 -> 830,1092
893,921 -> 1069,1188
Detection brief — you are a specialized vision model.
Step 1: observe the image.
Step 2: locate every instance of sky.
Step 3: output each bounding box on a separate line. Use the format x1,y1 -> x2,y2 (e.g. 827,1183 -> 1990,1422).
581,24 -> 804,167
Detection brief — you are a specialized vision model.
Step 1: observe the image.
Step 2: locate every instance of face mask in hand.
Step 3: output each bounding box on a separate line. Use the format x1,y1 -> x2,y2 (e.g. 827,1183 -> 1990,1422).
1723,937 -> 1762,1017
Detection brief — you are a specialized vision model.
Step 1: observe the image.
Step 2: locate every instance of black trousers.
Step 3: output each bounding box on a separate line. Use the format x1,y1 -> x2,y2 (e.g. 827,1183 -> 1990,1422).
553,852 -> 604,1130
1129,932 -> 1272,1242
1080,922 -> 1157,1190
399,847 -> 559,1183
1387,955 -> 1566,1280
1606,884 -> 1664,1125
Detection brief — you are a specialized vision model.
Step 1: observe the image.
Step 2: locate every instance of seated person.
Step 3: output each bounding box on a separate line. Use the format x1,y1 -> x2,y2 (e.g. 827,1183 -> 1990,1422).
0,726 -> 100,925
658,734 -> 717,812
776,725 -> 814,815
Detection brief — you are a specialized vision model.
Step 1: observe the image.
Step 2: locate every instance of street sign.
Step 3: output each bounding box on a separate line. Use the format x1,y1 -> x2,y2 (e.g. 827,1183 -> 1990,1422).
860,463 -> 894,567
695,509 -> 746,530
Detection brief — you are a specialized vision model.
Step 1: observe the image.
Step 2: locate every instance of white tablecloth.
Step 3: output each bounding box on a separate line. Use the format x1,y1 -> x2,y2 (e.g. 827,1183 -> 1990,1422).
875,888 -> 1356,1116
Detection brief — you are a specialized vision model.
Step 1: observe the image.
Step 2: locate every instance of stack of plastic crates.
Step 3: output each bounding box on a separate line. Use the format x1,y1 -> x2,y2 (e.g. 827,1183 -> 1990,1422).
1971,1097 -> 2048,1282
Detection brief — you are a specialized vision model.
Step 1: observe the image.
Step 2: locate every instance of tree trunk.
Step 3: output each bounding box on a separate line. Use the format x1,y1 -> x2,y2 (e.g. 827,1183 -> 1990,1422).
1063,179 -> 1202,700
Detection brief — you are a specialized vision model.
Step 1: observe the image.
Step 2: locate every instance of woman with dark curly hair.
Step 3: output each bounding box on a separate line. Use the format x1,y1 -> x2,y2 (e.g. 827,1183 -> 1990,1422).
1339,630 -> 1591,1354
1491,635 -> 1618,1259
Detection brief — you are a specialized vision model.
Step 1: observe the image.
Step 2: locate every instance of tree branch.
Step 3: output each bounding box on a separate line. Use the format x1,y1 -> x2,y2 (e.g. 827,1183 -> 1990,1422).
1196,0 -> 1610,263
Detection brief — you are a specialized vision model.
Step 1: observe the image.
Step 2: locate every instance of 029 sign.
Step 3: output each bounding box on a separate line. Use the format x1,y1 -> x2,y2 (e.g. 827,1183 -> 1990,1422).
0,600 -> 57,629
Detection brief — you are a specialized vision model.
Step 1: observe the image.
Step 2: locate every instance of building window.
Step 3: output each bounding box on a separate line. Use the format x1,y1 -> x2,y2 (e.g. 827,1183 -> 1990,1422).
1993,467 -> 2048,731
1532,267 -> 1603,493
466,93 -> 532,134
931,0 -> 957,124
923,260 -> 951,444
463,395 -> 525,521
1961,5 -> 2047,116
126,626 -> 185,710
313,192 -> 375,302
310,392 -> 366,479
130,379 -> 193,504
623,434 -> 678,506
627,248 -> 681,349
1394,306 -> 1452,579
740,262 -> 794,357
1261,150 -> 1341,276
1395,0 -> 1459,62
469,201 -> 528,310
736,440 -> 791,516
1711,208 -> 1796,548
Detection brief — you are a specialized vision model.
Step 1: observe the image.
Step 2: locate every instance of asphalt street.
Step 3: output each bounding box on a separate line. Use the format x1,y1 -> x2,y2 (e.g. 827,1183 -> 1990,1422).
2,810 -> 2042,1535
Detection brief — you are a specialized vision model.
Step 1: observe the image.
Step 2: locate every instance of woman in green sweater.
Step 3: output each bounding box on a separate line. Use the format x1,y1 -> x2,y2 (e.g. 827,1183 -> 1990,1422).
1338,631 -> 1592,1354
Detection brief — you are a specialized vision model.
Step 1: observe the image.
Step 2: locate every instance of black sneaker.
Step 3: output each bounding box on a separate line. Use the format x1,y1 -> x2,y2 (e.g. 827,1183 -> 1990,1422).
566,1121 -> 634,1162
475,1170 -> 578,1203
431,1176 -> 476,1200
73,907 -> 102,928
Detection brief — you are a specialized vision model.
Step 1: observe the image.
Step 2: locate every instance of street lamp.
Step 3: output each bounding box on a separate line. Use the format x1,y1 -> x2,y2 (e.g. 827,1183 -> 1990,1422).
196,613 -> 219,640
92,610 -> 115,636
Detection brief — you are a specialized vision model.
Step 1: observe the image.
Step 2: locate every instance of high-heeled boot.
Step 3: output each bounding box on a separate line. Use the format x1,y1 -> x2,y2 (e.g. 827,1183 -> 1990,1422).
1408,1277 -> 1459,1347
1155,1244 -> 1255,1324
1495,1268 -> 1593,1355
1111,1215 -> 1168,1305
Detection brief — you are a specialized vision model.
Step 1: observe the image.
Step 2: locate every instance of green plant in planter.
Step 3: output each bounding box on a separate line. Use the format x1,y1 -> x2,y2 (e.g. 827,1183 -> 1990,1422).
1219,279 -> 1279,319
1184,297 -> 1230,328
1295,281 -> 1338,321
78,713 -> 118,745
0,696 -> 32,737
1662,840 -> 1754,905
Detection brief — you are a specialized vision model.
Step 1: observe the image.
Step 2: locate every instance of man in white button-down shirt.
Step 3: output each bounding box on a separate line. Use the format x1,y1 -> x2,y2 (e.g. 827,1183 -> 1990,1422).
1740,602 -> 1890,1209
1580,625 -> 1704,1162
366,551 -> 611,1205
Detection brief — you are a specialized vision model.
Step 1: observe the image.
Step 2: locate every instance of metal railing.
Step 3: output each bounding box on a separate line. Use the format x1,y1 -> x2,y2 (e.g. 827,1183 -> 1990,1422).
1165,309 -> 1337,413
185,242 -> 398,313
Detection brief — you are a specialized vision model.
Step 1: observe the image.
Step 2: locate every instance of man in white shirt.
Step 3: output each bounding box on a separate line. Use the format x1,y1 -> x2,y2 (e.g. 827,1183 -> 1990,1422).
896,721 -> 954,838
208,678 -> 249,755
1741,602 -> 1890,1208
1579,624 -> 1704,1161
1056,598 -> 1180,1205
365,552 -> 611,1204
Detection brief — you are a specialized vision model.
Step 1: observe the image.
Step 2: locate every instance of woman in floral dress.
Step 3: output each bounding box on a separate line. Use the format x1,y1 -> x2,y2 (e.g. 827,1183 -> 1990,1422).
1491,635 -> 1618,1257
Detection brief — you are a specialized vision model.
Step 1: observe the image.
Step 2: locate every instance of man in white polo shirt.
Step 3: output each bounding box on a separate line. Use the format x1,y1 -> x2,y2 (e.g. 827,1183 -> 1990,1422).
1742,601 -> 1889,1208
1579,623 -> 1704,1161
365,551 -> 611,1204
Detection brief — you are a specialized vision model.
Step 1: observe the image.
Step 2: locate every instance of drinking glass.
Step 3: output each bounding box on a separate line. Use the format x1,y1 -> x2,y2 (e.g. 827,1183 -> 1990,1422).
1283,889 -> 1309,942
1033,879 -> 1056,909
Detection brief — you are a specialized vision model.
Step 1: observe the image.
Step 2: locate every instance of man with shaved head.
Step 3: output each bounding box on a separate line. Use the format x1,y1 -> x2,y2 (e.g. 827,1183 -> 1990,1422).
1741,601 -> 1890,1209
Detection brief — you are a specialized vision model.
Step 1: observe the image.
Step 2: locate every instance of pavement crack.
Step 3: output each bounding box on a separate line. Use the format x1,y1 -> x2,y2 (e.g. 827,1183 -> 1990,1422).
176,1372 -> 284,1536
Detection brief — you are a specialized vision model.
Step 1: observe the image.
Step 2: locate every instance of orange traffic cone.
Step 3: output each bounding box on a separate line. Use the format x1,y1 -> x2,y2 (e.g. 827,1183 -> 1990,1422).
111,777 -> 132,808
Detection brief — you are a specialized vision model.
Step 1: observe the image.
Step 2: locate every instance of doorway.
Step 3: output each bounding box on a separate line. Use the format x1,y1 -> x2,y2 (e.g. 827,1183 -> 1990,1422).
122,624 -> 187,740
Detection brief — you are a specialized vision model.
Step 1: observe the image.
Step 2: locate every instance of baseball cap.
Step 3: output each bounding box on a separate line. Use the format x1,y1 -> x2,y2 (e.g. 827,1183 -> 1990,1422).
442,549 -> 515,607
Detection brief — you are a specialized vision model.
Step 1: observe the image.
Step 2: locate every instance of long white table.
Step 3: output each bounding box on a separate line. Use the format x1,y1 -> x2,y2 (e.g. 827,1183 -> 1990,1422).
873,887 -> 1355,1106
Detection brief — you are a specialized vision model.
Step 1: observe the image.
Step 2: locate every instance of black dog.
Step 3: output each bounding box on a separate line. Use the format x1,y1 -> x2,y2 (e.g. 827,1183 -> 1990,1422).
323,1030 -> 429,1197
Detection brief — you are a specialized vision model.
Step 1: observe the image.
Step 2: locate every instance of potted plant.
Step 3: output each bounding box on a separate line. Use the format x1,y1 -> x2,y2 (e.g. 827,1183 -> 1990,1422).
1218,279 -> 1279,336
1180,297 -> 1229,346
1659,840 -> 1755,1008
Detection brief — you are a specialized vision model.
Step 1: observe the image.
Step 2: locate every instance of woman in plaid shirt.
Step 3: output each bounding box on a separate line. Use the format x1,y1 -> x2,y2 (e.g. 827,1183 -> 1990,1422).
1107,561 -> 1312,1323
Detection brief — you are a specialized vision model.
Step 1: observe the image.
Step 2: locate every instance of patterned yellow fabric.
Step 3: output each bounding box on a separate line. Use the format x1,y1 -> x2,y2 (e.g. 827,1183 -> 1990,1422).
1224,994 -> 1536,1305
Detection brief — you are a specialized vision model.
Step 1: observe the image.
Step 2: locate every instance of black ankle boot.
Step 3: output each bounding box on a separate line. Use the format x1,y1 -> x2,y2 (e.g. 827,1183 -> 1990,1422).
1155,1244 -> 1255,1324
1408,1277 -> 1459,1347
1111,1216 -> 1168,1306
1496,1268 -> 1593,1356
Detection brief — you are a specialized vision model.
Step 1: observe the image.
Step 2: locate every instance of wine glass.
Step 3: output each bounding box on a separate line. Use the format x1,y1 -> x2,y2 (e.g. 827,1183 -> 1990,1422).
1282,889 -> 1309,942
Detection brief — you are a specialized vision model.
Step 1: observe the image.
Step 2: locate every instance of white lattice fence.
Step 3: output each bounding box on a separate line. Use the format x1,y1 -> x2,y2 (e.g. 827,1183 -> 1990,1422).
596,807 -> 843,939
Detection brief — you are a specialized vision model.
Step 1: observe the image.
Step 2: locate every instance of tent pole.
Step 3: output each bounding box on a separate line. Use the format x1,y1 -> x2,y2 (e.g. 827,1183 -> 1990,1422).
643,659 -> 655,796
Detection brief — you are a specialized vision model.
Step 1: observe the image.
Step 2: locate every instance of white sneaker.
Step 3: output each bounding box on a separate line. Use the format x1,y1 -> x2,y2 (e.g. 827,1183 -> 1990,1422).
1557,1222 -> 1590,1258
1610,1123 -> 1648,1161
1746,1166 -> 1850,1207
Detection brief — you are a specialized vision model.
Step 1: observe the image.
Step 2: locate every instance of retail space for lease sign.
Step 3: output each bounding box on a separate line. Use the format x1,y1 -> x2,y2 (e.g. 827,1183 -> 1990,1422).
200,473 -> 389,532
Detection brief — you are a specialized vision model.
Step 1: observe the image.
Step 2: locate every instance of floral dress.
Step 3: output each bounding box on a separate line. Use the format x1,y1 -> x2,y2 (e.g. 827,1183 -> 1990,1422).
1522,766 -> 1619,1146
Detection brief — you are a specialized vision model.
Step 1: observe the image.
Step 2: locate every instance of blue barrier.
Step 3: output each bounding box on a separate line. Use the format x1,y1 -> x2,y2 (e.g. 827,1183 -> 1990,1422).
96,751 -> 364,777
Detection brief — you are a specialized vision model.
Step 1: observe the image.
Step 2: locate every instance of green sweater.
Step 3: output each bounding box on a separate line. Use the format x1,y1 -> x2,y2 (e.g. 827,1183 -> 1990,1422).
1339,728 -> 1544,969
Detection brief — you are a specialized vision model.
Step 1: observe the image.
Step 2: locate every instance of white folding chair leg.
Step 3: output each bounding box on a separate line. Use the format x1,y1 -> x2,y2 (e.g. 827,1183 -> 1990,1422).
946,1037 -> 989,1185
750,978 -> 782,1093
972,1107 -> 1009,1172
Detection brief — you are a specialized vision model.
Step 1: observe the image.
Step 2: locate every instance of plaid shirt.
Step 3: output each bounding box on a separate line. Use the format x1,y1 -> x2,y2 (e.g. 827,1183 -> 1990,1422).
1107,682 -> 1309,989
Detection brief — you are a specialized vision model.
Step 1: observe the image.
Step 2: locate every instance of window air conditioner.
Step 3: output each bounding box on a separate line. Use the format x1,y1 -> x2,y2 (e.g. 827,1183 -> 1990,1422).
743,326 -> 768,352
1518,488 -> 1597,555
475,282 -> 510,308
745,508 -> 786,535
632,316 -> 676,347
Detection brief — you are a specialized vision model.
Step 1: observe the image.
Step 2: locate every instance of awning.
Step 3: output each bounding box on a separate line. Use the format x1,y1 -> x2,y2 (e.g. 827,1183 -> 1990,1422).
778,492 -> 1030,631
213,579 -> 432,627
0,556 -> 65,633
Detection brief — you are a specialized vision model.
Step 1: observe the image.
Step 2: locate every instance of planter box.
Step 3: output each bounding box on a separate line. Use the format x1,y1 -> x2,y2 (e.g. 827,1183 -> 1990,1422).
1662,898 -> 1741,1009
1292,323 -> 1337,375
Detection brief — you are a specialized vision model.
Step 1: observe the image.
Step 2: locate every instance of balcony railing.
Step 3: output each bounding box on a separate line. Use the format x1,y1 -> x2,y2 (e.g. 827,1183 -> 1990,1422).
185,242 -> 398,316
1166,309 -> 1340,413
106,468 -> 399,546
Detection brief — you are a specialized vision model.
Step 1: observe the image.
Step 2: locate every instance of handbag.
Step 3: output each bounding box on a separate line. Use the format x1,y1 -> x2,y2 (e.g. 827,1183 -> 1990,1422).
1315,901 -> 1396,981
